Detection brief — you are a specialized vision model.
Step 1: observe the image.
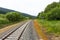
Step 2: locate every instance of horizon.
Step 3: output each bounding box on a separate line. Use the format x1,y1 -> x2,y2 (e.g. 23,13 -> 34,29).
0,0 -> 59,16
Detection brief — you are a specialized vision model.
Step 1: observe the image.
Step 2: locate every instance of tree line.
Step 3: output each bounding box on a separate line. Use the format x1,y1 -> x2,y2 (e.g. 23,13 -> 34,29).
0,12 -> 30,28
37,2 -> 60,20
0,12 -> 30,22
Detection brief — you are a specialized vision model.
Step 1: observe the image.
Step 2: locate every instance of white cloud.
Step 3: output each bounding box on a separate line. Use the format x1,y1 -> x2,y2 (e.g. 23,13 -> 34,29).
0,0 -> 59,16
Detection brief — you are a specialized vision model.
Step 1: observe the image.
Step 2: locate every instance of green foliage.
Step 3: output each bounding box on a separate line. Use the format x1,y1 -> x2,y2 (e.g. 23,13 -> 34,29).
0,11 -> 27,28
0,14 -> 6,18
6,12 -> 22,22
0,18 -> 10,28
44,2 -> 60,13
46,7 -> 60,20
38,19 -> 60,35
37,2 -> 60,36
0,18 -> 9,24
37,12 -> 45,19
38,2 -> 60,20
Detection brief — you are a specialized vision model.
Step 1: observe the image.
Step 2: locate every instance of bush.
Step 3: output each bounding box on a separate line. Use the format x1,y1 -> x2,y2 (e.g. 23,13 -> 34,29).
0,18 -> 9,24
0,14 -> 6,18
6,12 -> 22,22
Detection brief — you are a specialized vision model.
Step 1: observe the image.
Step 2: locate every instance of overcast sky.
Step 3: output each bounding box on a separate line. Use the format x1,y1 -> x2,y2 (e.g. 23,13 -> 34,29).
0,0 -> 59,16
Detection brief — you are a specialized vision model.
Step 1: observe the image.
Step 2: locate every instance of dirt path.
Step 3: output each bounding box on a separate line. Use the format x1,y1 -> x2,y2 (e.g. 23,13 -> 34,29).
33,20 -> 49,40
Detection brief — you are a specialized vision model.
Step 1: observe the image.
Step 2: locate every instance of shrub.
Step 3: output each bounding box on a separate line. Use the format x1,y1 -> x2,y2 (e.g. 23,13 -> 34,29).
0,18 -> 9,24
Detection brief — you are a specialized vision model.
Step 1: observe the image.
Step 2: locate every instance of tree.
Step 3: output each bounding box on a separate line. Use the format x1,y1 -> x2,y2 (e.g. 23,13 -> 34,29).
37,12 -> 42,18
37,2 -> 60,20
46,7 -> 60,20
37,12 -> 46,19
44,2 -> 60,13
6,12 -> 22,22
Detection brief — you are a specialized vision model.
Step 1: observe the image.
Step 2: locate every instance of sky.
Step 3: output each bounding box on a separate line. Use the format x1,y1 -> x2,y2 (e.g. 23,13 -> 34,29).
0,0 -> 59,16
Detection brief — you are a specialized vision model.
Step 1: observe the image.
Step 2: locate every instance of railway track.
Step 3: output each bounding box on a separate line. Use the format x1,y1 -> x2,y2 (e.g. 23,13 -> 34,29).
0,20 -> 30,40
0,20 -> 38,40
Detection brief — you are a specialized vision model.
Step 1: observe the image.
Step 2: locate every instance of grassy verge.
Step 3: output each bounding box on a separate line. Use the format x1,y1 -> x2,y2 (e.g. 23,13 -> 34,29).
34,20 -> 49,40
0,18 -> 22,29
37,19 -> 60,36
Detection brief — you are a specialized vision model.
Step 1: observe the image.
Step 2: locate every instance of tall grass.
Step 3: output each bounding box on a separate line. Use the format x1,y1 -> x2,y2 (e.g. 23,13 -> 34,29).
38,19 -> 60,36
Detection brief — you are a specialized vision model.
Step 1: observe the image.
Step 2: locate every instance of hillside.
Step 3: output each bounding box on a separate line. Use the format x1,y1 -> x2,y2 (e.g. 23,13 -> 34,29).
0,7 -> 36,18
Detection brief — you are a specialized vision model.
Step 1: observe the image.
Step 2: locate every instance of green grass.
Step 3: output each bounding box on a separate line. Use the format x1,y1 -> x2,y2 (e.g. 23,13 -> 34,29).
0,18 -> 10,28
0,18 -> 17,29
37,19 -> 60,36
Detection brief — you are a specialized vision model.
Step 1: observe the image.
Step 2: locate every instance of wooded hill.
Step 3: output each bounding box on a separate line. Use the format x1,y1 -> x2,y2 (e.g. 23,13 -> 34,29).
0,7 -> 36,19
